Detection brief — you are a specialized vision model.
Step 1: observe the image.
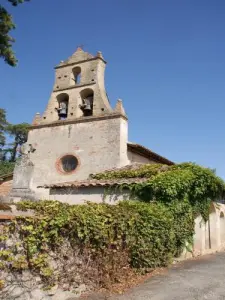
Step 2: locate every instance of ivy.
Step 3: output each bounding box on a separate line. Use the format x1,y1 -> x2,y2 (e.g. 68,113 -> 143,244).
1,162 -> 224,291
94,162 -> 225,220
92,163 -> 168,180
0,200 -> 193,289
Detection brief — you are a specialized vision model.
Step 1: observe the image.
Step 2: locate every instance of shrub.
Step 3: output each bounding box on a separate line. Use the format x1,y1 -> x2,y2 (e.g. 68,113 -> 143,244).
93,162 -> 225,221
0,200 -> 193,289
1,162 -> 224,291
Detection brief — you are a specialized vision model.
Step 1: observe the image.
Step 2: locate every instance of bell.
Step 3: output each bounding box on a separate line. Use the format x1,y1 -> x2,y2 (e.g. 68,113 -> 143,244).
58,102 -> 67,116
83,104 -> 92,111
56,101 -> 68,120
59,108 -> 67,115
79,96 -> 93,116
83,97 -> 92,111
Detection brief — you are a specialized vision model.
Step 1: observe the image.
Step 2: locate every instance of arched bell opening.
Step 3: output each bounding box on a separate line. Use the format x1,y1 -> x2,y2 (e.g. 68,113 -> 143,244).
79,88 -> 94,117
56,93 -> 69,120
71,67 -> 81,85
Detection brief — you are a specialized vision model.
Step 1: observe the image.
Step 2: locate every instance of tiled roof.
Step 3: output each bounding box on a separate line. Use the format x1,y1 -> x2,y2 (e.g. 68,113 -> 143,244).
127,142 -> 174,165
40,177 -> 148,189
90,163 -> 145,177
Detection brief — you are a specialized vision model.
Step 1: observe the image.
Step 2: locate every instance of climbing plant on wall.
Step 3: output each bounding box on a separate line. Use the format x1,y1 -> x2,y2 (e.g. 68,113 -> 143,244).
0,199 -> 193,291
92,162 -> 225,220
0,162 -> 224,292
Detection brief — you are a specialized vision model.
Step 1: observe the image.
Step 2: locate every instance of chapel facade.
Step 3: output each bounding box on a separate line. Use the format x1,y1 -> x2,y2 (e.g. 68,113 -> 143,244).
11,48 -> 173,200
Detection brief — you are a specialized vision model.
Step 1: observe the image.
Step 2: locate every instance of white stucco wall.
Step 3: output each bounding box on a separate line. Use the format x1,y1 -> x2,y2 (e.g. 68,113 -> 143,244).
48,186 -> 130,205
127,151 -> 155,164
189,202 -> 225,257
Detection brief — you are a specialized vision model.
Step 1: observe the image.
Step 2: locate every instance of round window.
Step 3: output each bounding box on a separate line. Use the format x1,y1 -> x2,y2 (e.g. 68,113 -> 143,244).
59,155 -> 78,173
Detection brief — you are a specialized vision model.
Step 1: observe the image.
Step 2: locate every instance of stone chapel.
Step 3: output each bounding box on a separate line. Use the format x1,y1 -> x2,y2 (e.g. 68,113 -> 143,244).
10,47 -> 174,202
1,48 -> 224,259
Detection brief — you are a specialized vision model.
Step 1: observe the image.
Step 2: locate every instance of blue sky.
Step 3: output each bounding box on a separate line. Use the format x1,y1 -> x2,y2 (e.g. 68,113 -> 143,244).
1,0 -> 225,177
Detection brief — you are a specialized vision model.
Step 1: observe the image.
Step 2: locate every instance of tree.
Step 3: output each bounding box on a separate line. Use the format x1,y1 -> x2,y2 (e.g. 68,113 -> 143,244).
6,122 -> 29,161
0,0 -> 30,66
0,109 -> 29,174
0,160 -> 15,176
0,109 -> 7,146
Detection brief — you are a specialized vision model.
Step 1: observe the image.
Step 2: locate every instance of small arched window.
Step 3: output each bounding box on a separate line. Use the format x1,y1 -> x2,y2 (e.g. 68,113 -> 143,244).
56,93 -> 69,120
71,67 -> 81,85
79,89 -> 94,117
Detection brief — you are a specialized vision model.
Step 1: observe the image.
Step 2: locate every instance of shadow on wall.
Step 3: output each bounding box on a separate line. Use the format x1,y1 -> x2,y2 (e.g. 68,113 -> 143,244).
49,186 -> 130,205
193,202 -> 225,255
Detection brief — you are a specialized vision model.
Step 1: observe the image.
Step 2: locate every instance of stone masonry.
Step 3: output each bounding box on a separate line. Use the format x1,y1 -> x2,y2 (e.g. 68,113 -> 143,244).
40,48 -> 113,123
11,47 -> 173,200
11,48 -> 130,199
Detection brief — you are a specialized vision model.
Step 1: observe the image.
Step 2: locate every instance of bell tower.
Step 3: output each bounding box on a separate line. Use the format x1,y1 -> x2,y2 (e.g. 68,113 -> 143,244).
38,47 -> 113,124
11,48 -> 129,199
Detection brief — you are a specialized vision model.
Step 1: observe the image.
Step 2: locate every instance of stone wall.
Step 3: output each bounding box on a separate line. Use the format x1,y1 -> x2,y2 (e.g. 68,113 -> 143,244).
0,208 -> 87,299
21,115 -> 129,198
127,150 -> 155,164
41,50 -> 112,124
1,200 -> 225,299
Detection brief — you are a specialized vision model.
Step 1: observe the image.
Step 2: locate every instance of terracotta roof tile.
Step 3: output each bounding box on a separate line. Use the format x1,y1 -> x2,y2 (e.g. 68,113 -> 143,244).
40,177 -> 148,189
89,163 -> 144,178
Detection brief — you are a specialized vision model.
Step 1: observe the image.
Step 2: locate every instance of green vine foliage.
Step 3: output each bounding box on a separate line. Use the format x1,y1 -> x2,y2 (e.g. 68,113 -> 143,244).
93,162 -> 225,220
92,163 -> 169,180
1,162 -> 224,290
0,199 -> 194,289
